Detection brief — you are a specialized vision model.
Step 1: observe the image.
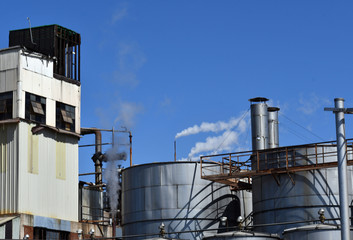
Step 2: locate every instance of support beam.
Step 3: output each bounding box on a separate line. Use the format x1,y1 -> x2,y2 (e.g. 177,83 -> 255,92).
325,98 -> 351,240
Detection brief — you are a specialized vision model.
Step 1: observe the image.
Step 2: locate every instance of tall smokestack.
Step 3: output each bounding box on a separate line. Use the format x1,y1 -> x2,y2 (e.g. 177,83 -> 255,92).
249,97 -> 269,151
268,107 -> 280,149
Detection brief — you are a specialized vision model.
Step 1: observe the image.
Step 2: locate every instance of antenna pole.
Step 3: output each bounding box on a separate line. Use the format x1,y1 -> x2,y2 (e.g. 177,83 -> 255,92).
27,17 -> 36,45
174,140 -> 177,162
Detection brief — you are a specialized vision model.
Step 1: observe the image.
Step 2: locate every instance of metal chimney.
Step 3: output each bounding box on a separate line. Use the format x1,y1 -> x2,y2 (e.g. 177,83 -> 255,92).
249,97 -> 269,151
268,107 -> 280,149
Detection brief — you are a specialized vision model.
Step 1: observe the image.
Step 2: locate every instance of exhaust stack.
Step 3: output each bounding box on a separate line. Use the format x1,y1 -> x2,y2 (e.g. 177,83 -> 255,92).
249,97 -> 269,151
268,107 -> 280,149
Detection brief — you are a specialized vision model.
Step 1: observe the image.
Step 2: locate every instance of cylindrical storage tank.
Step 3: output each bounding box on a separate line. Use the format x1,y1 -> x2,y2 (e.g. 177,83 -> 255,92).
122,162 -> 252,240
203,231 -> 280,240
249,98 -> 269,151
267,107 -> 279,149
282,224 -> 353,240
252,144 -> 353,236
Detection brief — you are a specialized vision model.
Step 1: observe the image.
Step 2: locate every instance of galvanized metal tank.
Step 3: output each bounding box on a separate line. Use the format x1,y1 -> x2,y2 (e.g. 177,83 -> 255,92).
121,162 -> 252,240
252,144 -> 353,235
282,224 -> 353,240
203,231 -> 280,240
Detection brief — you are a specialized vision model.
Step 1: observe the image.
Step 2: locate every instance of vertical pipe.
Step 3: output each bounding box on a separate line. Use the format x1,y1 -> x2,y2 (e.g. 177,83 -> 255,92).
112,215 -> 116,239
129,132 -> 132,167
268,107 -> 280,149
112,127 -> 115,148
17,50 -> 23,118
174,140 -> 177,162
80,128 -> 103,187
249,98 -> 269,151
94,130 -> 102,187
334,98 -> 350,240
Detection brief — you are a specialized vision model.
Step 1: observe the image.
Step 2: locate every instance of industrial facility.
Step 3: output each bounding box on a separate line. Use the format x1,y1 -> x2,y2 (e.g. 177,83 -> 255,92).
0,24 -> 353,240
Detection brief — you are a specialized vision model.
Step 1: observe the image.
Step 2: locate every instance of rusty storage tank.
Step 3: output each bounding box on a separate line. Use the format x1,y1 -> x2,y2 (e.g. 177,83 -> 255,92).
121,162 -> 252,240
282,224 -> 353,240
252,144 -> 353,235
203,231 -> 280,240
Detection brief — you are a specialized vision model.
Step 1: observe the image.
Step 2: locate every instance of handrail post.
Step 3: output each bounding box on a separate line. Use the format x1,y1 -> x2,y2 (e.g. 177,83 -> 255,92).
229,154 -> 232,175
200,157 -> 203,178
286,148 -> 288,170
315,144 -> 318,166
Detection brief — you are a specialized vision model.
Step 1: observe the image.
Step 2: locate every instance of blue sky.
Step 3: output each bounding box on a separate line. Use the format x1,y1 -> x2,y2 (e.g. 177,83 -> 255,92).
1,1 -> 353,182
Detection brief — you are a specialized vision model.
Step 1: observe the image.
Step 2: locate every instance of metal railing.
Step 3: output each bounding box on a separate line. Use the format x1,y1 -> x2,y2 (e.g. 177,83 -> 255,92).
80,205 -> 111,225
200,139 -> 353,190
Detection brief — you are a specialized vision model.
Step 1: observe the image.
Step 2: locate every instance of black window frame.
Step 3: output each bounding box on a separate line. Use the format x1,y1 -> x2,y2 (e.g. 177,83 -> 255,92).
56,102 -> 75,132
25,92 -> 46,124
0,91 -> 13,120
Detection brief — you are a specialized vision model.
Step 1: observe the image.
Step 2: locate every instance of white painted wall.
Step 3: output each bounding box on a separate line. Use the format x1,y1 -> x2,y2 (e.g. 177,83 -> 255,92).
0,48 -> 81,133
18,122 -> 79,221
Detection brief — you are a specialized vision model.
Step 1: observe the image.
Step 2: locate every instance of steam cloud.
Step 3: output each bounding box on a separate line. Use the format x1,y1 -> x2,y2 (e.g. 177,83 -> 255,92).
104,149 -> 120,213
176,112 -> 249,159
175,115 -> 246,139
103,143 -> 127,215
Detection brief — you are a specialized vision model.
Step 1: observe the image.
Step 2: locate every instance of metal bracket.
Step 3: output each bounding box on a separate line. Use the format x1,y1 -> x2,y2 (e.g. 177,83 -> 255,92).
324,107 -> 353,114
287,171 -> 295,185
272,174 -> 280,186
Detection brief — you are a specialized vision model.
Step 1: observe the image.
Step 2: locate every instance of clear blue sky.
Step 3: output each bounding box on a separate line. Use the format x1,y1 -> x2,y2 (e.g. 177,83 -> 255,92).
1,1 -> 353,182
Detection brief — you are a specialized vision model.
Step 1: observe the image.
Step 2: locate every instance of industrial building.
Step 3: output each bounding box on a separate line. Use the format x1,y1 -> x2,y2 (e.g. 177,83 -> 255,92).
1,24 -> 353,240
0,25 -> 113,239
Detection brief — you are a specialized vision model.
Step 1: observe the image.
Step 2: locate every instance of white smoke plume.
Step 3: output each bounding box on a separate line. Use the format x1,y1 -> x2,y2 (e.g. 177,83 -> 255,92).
176,112 -> 250,159
175,114 -> 247,139
103,135 -> 128,216
104,149 -> 120,212
114,101 -> 143,130
188,130 -> 239,158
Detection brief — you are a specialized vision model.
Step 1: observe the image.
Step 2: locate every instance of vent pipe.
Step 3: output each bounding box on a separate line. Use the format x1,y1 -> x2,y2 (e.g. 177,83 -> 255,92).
81,128 -> 103,188
249,97 -> 269,151
268,107 -> 280,149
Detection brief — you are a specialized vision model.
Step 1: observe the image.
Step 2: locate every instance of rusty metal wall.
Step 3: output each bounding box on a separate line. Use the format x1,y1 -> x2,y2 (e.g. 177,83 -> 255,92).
121,162 -> 250,240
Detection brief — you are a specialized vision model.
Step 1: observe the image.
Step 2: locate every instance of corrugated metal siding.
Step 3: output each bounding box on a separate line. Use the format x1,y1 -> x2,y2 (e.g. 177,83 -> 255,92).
0,69 -> 17,92
18,122 -> 78,221
0,123 -> 19,214
0,49 -> 19,71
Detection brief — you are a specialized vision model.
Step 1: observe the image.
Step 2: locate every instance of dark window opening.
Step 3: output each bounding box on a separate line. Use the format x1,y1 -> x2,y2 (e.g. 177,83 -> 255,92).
56,102 -> 75,132
25,92 -> 46,124
0,91 -> 13,120
34,227 -> 69,240
5,221 -> 12,239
